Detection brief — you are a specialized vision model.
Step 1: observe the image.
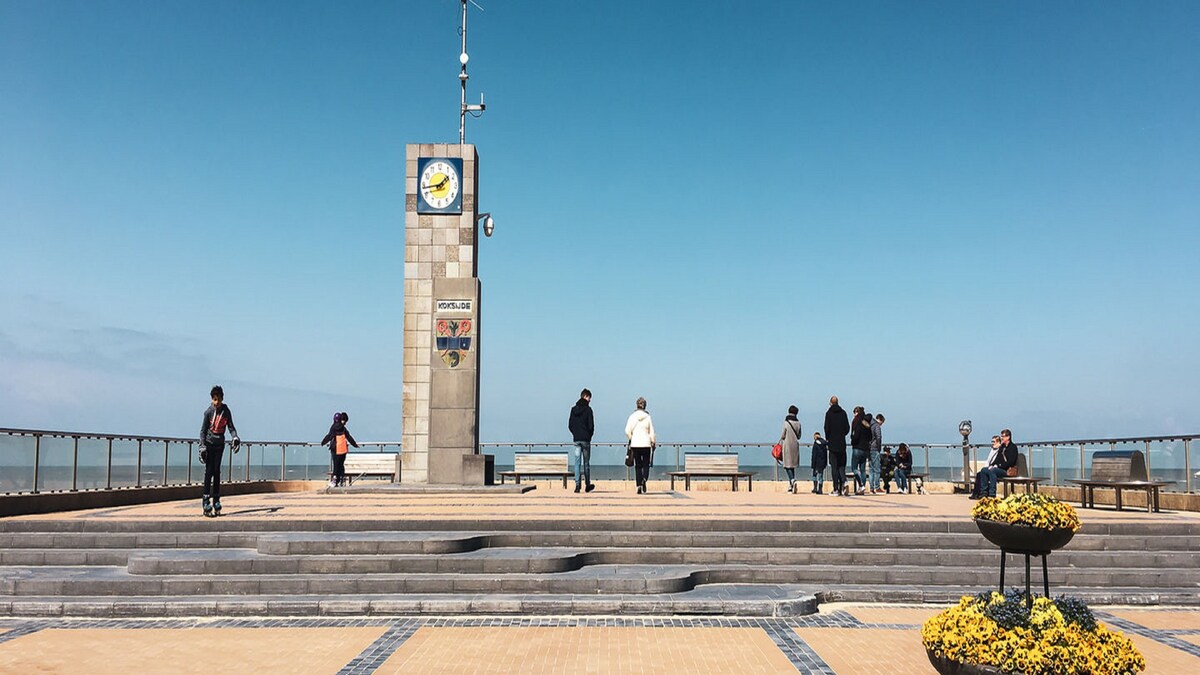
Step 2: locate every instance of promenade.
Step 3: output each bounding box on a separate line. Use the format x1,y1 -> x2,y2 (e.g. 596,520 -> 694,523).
1,485 -> 1199,673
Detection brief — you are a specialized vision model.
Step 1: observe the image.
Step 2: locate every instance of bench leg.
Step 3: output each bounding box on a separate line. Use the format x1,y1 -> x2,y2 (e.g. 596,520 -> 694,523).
732,477 -> 738,492
1153,488 -> 1161,513
670,475 -> 675,491
685,476 -> 691,491
1079,486 -> 1087,508
748,475 -> 752,492
1115,488 -> 1123,511
562,476 -> 568,489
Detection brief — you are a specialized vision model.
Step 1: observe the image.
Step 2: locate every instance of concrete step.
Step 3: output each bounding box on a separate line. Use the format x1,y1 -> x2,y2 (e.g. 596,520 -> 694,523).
4,529 -> 1197,553
3,582 -> 1198,619
4,517 -> 1199,537
3,563 -> 1196,597
122,546 -> 1200,576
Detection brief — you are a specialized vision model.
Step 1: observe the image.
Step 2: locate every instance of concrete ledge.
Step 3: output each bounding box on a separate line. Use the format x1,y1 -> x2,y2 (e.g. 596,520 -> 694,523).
0,481 -> 318,518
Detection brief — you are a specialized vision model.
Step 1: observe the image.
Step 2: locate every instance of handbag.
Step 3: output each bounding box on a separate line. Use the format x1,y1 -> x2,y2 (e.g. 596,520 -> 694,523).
771,443 -> 783,462
624,443 -> 634,467
1006,466 -> 1019,477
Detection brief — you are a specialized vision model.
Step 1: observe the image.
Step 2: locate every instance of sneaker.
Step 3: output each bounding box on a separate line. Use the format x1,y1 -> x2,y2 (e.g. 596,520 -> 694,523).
585,484 -> 596,493
202,496 -> 211,517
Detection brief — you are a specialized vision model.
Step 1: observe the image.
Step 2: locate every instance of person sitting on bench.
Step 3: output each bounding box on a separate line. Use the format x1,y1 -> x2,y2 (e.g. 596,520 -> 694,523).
972,430 -> 1017,500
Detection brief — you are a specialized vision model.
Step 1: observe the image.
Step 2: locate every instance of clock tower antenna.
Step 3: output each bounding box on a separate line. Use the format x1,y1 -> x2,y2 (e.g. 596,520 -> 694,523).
458,0 -> 486,144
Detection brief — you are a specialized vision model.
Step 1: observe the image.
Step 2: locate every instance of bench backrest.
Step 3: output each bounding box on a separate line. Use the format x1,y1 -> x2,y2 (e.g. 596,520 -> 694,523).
344,453 -> 399,475
514,453 -> 569,473
684,453 -> 739,473
1088,450 -> 1148,482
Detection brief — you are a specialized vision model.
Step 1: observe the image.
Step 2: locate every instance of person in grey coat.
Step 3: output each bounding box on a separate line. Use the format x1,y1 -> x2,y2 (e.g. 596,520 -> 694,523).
778,405 -> 802,493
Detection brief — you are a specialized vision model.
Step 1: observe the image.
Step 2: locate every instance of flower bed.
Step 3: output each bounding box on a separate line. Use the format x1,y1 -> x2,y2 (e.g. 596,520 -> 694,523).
971,493 -> 1081,532
922,591 -> 1144,675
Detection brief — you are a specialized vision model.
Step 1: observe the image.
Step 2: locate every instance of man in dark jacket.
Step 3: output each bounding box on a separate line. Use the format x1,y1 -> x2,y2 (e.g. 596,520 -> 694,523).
568,388 -> 595,493
850,407 -> 872,494
975,429 -> 1018,499
823,396 -> 850,496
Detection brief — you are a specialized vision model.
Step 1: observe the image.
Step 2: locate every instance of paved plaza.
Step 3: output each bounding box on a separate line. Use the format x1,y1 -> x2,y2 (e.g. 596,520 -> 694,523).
1,484 -> 1198,672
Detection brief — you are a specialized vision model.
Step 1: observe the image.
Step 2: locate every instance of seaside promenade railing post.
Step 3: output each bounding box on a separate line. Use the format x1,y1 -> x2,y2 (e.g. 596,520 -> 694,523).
1186,439 -> 1192,493
1143,440 -> 1152,482
923,446 -> 930,481
32,434 -> 40,494
187,442 -> 193,484
1051,444 -> 1058,486
163,440 -> 169,486
136,439 -> 143,488
280,444 -> 287,481
71,436 -> 79,492
106,438 -> 113,489
245,443 -> 251,482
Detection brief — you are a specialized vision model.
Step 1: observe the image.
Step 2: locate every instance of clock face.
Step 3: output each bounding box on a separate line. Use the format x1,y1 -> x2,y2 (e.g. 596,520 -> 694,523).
417,157 -> 463,214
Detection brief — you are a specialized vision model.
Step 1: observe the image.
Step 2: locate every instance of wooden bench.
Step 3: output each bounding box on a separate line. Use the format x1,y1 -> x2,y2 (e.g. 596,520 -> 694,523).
498,453 -> 573,488
1000,453 -> 1047,496
1066,450 -> 1171,513
667,453 -> 754,491
335,452 -> 400,485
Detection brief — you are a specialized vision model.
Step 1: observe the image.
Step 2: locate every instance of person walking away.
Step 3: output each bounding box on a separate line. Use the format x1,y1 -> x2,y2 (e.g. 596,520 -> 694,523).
625,397 -> 656,494
568,388 -> 596,493
321,412 -> 359,487
975,429 -> 1018,499
824,397 -> 850,496
850,406 -> 870,494
811,432 -> 829,494
895,443 -> 914,494
869,414 -> 886,494
200,385 -> 240,517
879,445 -> 896,493
778,406 -> 802,493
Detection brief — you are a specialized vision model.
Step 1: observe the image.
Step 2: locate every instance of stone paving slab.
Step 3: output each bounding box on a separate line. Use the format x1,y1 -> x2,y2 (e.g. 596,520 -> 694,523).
10,489 -> 1200,526
0,608 -> 1196,673
1110,609 -> 1200,631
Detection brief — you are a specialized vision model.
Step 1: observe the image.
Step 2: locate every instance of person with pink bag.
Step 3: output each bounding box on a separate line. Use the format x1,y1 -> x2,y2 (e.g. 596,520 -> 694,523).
777,405 -> 802,493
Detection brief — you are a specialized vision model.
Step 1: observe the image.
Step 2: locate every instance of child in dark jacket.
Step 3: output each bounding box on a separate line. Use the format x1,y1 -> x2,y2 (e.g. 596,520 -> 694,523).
811,432 -> 829,494
321,412 -> 359,487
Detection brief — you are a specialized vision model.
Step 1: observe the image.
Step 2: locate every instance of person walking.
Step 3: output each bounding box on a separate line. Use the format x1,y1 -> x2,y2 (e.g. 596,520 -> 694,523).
568,388 -> 596,493
199,385 -> 240,517
869,414 -> 886,494
850,406 -> 871,495
778,405 -> 802,493
321,412 -> 359,488
895,443 -> 914,494
811,432 -> 829,494
625,397 -> 656,494
823,396 -> 850,496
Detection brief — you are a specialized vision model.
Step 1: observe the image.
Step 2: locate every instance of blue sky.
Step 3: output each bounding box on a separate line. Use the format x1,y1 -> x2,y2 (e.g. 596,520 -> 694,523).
1,1 -> 1197,446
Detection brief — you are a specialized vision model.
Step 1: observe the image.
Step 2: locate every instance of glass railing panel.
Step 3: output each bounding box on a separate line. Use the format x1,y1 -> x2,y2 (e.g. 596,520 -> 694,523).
107,438 -> 140,488
75,437 -> 111,490
0,434 -> 36,493
1145,438 -> 1185,486
34,435 -> 74,492
163,441 -> 192,486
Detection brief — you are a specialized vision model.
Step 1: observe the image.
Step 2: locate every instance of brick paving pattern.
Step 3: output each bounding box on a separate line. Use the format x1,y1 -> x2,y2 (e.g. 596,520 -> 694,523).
0,609 -> 1195,672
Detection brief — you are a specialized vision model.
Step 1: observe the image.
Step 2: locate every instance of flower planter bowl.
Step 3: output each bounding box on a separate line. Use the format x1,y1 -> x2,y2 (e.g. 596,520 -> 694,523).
926,649 -> 1005,675
974,518 -> 1075,555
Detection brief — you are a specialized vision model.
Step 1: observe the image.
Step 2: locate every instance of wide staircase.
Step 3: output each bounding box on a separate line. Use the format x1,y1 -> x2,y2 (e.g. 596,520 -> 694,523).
1,517 -> 1197,617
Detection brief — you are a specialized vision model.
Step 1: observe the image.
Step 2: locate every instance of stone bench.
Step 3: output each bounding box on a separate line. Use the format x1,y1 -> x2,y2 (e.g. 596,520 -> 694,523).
498,453 -> 573,488
1066,450 -> 1171,513
336,453 -> 400,485
668,453 -> 753,491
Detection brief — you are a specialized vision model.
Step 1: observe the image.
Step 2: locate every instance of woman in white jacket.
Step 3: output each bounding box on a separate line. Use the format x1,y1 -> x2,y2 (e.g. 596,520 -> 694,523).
625,397 -> 656,494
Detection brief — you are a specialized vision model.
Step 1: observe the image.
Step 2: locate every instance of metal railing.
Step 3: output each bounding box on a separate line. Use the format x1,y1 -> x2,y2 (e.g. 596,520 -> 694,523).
2,427 -> 1195,495
0,427 -> 400,495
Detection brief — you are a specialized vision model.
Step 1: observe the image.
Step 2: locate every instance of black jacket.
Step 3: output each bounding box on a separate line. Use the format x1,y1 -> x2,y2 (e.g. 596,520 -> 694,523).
824,405 -> 849,453
321,420 -> 359,450
568,398 -> 594,442
850,413 -> 872,451
200,404 -> 238,445
811,438 -> 829,472
992,442 -> 1018,471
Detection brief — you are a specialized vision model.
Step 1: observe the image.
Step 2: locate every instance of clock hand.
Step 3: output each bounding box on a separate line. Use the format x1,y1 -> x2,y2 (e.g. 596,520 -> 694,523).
421,177 -> 448,191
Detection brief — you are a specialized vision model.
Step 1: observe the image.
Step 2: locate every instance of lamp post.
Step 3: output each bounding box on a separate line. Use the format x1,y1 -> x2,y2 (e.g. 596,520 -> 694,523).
959,420 -> 973,492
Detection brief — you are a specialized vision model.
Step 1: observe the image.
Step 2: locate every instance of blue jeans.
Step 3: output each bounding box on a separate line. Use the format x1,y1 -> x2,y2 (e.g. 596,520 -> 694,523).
812,468 -> 825,492
895,467 -> 909,492
573,441 -> 591,487
784,467 -> 796,484
851,449 -> 868,490
869,450 -> 881,490
978,467 -> 1007,497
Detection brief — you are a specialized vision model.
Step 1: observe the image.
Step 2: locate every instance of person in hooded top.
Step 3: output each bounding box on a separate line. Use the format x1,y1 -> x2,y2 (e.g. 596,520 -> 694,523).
568,388 -> 596,493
